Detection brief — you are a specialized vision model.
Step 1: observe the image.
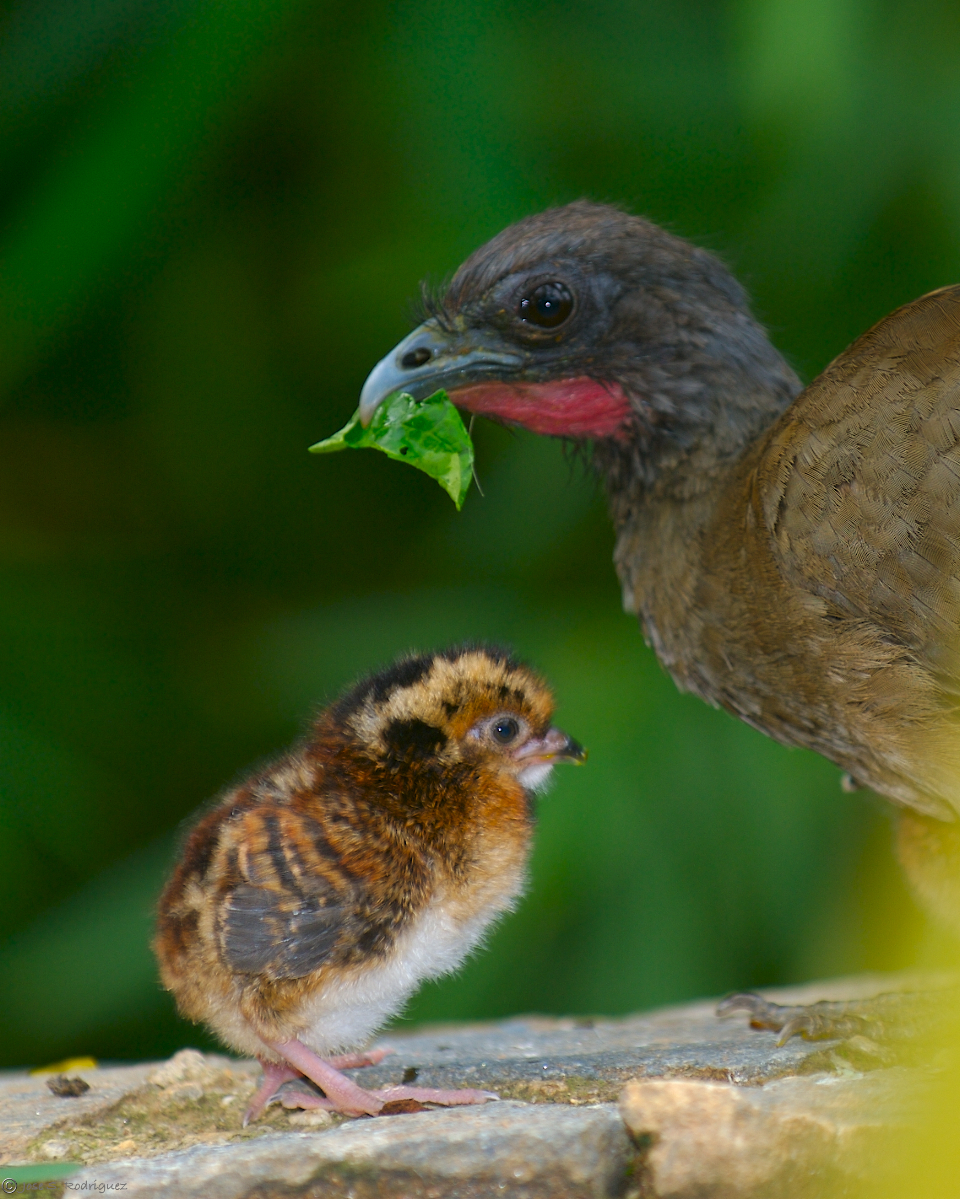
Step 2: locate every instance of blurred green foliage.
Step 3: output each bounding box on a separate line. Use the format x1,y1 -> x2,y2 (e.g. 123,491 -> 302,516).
1,0 -> 959,1068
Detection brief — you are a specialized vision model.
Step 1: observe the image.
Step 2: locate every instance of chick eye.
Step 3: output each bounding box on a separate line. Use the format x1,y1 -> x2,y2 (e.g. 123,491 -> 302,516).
492,717 -> 520,744
518,282 -> 573,329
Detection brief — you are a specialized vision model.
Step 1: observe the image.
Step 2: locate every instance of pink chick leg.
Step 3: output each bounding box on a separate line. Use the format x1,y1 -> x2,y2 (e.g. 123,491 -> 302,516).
244,1046 -> 395,1123
265,1038 -> 498,1116
266,1038 -> 388,1116
243,1059 -> 302,1126
373,1084 -> 499,1106
326,1047 -> 393,1069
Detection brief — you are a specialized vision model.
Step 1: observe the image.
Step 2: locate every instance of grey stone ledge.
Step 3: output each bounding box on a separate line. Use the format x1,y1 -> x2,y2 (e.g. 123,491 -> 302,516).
67,1101 -> 632,1199
1,973 -> 946,1197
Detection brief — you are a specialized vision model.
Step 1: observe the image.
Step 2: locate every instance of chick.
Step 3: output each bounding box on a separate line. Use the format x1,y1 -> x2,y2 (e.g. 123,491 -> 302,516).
154,645 -> 584,1122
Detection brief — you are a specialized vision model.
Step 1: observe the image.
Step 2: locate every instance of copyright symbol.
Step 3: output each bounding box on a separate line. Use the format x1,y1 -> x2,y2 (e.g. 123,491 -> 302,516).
2,1180 -> 17,1194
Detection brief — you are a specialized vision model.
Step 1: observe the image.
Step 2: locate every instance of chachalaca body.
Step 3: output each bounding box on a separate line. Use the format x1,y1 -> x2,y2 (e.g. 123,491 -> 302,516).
359,202 -> 960,1038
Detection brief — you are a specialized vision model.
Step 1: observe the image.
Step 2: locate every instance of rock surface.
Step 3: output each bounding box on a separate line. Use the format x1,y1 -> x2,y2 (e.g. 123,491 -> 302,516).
0,974 -> 942,1197
0,1061 -> 159,1165
620,1068 -> 923,1198
64,1102 -> 633,1199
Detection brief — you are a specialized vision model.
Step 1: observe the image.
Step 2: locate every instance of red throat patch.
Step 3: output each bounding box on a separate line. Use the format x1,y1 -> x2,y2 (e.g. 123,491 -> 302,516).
449,377 -> 631,440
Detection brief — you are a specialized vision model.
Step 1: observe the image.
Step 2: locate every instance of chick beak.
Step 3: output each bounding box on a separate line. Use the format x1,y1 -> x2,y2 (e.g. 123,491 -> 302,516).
514,727 -> 587,767
358,319 -> 525,426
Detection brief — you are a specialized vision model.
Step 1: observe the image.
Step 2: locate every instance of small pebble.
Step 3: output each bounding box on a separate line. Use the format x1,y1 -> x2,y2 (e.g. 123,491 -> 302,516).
46,1075 -> 90,1098
148,1048 -> 216,1088
287,1109 -> 335,1128
41,1140 -> 74,1160
112,1139 -> 137,1154
380,1098 -> 428,1115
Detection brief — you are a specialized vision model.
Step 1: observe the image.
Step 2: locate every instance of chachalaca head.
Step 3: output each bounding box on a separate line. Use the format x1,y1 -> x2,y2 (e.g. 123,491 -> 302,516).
360,201 -> 801,500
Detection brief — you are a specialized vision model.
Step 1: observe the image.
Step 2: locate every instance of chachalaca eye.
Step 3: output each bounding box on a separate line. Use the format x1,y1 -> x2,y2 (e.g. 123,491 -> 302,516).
518,282 -> 573,329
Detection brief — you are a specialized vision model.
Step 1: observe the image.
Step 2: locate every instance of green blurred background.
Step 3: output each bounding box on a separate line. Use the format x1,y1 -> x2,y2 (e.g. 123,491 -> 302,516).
1,0 -> 958,1069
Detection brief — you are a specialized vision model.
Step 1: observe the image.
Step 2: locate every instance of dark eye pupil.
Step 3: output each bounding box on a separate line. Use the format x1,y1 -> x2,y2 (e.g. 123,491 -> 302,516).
518,282 -> 573,329
493,718 -> 519,744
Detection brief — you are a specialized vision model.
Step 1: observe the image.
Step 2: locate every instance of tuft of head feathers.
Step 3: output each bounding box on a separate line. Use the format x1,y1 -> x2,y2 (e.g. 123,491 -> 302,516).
329,644 -> 554,770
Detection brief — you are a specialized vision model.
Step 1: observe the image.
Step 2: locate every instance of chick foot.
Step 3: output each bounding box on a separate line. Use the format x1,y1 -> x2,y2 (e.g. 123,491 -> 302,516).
263,1037 -> 498,1118
717,988 -> 952,1056
244,1046 -> 393,1123
276,1083 -> 499,1112
374,1084 -> 499,1106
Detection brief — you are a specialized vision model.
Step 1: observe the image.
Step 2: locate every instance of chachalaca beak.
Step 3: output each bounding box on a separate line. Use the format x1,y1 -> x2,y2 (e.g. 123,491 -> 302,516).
359,320 -> 525,426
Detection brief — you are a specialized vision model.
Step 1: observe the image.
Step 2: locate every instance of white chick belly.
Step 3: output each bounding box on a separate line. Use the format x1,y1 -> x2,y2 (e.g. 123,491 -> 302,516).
297,883 -> 520,1056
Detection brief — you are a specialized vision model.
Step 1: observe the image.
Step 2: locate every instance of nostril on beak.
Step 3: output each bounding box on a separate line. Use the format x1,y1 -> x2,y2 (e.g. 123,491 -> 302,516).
401,347 -> 432,369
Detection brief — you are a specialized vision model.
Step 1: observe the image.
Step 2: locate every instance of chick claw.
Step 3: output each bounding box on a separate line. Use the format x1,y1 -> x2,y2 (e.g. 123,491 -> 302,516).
244,1060 -> 304,1126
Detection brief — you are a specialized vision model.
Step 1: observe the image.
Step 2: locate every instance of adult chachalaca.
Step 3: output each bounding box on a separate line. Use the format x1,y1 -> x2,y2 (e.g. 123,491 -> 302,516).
358,201 -> 960,1042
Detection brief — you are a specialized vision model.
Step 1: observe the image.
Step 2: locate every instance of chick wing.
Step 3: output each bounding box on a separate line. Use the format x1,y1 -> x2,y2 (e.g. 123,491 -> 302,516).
216,806 -> 355,980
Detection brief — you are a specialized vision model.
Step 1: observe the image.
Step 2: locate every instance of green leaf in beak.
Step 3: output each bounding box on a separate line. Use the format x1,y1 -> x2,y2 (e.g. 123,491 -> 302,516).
309,390 -> 474,509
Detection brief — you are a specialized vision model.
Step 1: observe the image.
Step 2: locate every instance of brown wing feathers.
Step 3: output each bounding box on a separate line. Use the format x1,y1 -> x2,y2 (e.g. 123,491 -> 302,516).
218,882 -> 344,978
758,285 -> 960,671
156,757 -> 421,992
689,286 -> 960,816
216,807 -> 353,979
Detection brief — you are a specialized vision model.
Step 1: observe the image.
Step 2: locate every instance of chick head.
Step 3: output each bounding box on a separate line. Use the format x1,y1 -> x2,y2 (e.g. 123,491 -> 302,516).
330,644 -> 584,792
